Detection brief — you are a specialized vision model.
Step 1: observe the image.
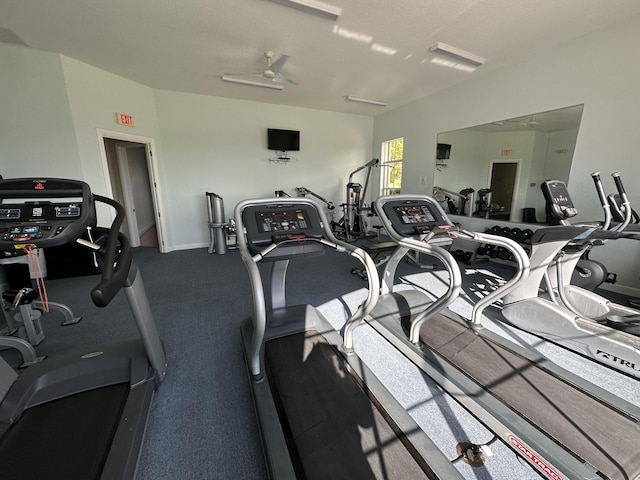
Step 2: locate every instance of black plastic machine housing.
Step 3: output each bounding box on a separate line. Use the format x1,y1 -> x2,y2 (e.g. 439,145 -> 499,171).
0,178 -> 95,249
541,180 -> 578,223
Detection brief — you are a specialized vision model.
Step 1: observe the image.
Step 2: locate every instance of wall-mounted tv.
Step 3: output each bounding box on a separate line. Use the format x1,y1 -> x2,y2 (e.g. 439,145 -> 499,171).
267,128 -> 300,152
436,143 -> 451,160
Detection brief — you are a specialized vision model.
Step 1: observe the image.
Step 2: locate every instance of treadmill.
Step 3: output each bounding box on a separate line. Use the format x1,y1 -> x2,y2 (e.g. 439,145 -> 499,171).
368,194 -> 640,480
235,197 -> 464,480
0,178 -> 167,479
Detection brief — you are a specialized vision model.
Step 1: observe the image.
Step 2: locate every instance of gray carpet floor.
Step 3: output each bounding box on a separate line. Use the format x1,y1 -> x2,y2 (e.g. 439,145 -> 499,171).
1,246 -> 638,479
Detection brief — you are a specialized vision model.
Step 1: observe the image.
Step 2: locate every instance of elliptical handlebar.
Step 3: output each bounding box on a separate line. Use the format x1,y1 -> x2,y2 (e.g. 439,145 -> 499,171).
611,172 -> 632,231
590,172 -> 612,230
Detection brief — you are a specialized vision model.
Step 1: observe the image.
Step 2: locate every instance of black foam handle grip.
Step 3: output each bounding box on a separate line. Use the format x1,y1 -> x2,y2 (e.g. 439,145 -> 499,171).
612,172 -> 626,196
90,231 -> 132,307
590,172 -> 607,205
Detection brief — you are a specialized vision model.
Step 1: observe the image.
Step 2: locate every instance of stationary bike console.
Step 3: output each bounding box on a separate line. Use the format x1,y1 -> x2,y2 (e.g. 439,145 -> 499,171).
541,180 -> 578,222
242,203 -> 325,259
379,198 -> 453,238
0,178 -> 95,250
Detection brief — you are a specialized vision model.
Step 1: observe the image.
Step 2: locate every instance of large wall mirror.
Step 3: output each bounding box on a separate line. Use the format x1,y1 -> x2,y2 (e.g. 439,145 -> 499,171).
433,104 -> 583,224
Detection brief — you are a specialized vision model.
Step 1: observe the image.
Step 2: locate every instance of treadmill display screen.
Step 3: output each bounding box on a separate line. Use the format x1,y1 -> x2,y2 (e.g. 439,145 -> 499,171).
381,199 -> 451,236
394,204 -> 437,225
255,209 -> 312,234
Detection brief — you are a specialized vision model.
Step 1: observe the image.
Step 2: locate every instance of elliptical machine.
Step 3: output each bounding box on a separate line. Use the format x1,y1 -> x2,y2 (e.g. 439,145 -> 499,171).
501,174 -> 640,379
542,173 -> 640,335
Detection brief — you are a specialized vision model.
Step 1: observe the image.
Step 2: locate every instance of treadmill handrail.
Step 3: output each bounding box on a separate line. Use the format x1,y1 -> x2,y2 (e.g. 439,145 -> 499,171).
461,229 -> 530,324
235,197 -> 380,376
374,194 -> 531,338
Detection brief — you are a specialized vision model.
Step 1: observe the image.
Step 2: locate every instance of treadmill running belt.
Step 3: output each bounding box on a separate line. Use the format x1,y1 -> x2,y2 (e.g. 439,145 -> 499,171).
0,383 -> 129,480
265,330 -> 432,479
420,314 -> 640,480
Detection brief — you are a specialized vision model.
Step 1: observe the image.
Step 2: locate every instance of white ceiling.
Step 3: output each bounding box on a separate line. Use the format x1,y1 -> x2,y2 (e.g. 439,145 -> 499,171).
2,0 -> 640,116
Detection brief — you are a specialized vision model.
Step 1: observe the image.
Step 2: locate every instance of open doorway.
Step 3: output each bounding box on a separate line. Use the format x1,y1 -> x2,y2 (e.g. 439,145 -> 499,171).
98,130 -> 166,252
488,160 -> 520,221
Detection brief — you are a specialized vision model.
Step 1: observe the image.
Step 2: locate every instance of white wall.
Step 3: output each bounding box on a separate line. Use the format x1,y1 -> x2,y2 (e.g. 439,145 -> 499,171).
60,56 -> 162,195
0,44 -> 373,252
154,90 -> 373,249
3,13 -> 640,292
0,46 -> 80,178
373,14 -> 640,294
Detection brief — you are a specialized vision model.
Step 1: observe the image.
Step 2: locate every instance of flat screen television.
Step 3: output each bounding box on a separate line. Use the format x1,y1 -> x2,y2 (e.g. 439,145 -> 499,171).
436,143 -> 451,160
267,129 -> 300,152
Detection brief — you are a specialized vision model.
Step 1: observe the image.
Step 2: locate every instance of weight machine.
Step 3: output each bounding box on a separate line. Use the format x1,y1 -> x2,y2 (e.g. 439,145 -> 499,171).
206,192 -> 237,254
333,158 -> 379,242
433,186 -> 474,216
294,187 -> 335,212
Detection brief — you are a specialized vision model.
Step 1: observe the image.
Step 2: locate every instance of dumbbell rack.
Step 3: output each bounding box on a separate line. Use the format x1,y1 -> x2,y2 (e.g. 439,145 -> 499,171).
452,225 -> 533,265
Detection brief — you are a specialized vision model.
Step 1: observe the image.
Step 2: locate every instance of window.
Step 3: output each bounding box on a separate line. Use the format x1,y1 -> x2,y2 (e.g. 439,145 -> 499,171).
380,137 -> 403,195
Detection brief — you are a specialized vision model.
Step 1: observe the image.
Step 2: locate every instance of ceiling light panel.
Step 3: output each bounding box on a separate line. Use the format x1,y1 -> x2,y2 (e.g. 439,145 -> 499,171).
267,0 -> 341,20
429,42 -> 485,67
346,96 -> 388,107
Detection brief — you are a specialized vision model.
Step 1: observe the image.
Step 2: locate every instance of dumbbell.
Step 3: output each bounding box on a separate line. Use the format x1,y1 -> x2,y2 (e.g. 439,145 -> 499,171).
511,227 -> 524,243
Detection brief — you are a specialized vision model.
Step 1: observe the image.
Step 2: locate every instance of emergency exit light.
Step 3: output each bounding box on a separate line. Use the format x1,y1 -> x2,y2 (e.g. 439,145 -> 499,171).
116,112 -> 135,127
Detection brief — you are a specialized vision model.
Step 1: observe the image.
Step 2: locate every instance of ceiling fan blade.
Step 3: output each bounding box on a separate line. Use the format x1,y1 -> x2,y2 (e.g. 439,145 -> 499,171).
276,76 -> 298,86
223,71 -> 263,77
269,54 -> 290,75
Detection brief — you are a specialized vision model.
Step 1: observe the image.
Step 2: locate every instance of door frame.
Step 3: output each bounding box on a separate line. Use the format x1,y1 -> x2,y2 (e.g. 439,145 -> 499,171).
488,159 -> 521,222
97,129 -> 167,252
115,143 -> 141,246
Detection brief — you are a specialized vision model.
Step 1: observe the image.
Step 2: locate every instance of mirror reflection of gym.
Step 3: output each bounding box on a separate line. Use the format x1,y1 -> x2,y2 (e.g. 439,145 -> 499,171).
433,104 -> 583,224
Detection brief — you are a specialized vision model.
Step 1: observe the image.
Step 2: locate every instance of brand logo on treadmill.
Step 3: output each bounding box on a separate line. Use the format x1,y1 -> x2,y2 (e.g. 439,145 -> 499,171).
508,435 -> 564,480
596,350 -> 639,372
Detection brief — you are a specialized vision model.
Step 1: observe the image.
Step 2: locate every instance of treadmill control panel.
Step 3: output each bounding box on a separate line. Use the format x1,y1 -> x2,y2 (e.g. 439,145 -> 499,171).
255,209 -> 311,234
0,178 -> 95,250
381,198 -> 452,236
243,202 -> 325,259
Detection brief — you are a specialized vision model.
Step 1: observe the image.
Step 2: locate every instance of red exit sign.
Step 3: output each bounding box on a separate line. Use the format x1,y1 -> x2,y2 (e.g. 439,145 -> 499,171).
116,112 -> 135,127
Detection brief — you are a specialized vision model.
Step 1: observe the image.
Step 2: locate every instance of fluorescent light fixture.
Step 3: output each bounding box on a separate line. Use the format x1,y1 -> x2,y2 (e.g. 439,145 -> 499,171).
370,43 -> 398,56
333,25 -> 373,44
346,96 -> 388,107
267,0 -> 341,20
221,76 -> 283,90
429,42 -> 485,67
430,57 -> 477,72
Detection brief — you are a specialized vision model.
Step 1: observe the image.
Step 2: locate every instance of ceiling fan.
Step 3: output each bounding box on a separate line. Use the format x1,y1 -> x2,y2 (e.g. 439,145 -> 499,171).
224,51 -> 298,86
